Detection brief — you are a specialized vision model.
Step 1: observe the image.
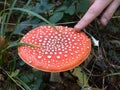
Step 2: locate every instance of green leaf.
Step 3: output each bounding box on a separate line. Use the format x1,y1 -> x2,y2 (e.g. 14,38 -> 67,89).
11,69 -> 20,77
49,12 -> 64,23
33,0 -> 54,13
72,67 -> 89,87
65,5 -> 75,15
8,8 -> 59,32
20,72 -> 34,83
31,71 -> 43,90
9,8 -> 53,25
18,71 -> 43,90
14,18 -> 40,34
15,76 -> 31,90
77,0 -> 89,13
55,5 -> 67,12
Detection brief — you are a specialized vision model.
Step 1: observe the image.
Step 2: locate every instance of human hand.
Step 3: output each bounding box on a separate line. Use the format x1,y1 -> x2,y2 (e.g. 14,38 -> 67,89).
74,0 -> 120,31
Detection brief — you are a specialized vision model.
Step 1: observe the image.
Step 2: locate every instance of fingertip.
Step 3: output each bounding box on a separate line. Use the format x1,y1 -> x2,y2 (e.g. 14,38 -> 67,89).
100,0 -> 120,26
74,24 -> 82,32
100,17 -> 108,26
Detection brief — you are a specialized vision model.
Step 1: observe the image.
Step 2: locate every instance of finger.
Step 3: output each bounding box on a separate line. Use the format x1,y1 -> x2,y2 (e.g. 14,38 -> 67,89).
74,0 -> 113,31
100,0 -> 120,26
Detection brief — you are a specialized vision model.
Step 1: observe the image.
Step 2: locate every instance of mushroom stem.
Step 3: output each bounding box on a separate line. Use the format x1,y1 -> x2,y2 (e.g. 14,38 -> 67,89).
50,72 -> 61,82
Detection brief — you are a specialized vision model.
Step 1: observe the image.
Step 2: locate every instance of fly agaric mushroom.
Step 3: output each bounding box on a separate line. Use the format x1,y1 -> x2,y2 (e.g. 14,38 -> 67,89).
18,26 -> 91,72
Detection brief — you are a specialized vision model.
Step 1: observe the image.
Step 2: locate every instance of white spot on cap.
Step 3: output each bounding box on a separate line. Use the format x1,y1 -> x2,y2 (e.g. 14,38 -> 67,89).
51,36 -> 54,38
40,36 -> 43,38
45,52 -> 48,54
32,36 -> 35,39
57,65 -> 60,67
59,52 -> 62,54
50,52 -> 53,54
62,49 -> 65,52
72,58 -> 74,60
75,51 -> 78,54
33,52 -> 35,55
56,56 -> 61,59
50,30 -> 53,33
68,38 -> 70,41
72,39 -> 75,42
58,48 -> 61,51
48,26 -> 51,28
82,52 -> 85,54
74,37 -> 77,39
71,53 -> 74,55
65,51 -> 68,53
38,56 -> 42,59
74,43 -> 77,45
64,54 -> 68,57
81,48 -> 83,50
47,55 -> 52,59
28,61 -> 32,64
48,33 -> 52,36
54,52 -> 57,54
69,49 -> 72,51
72,46 -> 75,48
51,49 -> 54,52
87,47 -> 90,49
48,60 -> 50,63
39,39 -> 42,42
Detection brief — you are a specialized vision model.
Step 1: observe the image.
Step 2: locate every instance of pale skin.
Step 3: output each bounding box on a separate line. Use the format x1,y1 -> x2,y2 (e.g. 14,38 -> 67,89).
74,0 -> 120,31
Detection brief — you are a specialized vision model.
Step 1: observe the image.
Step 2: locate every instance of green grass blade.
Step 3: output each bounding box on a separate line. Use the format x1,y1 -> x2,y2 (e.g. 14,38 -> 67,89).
0,1 -> 9,6
15,76 -> 31,90
9,8 -> 59,32
0,67 -> 26,90
106,72 -> 120,76
3,0 -> 17,38
1,13 -> 7,36
9,0 -> 32,40
11,8 -> 53,25
2,41 -> 43,53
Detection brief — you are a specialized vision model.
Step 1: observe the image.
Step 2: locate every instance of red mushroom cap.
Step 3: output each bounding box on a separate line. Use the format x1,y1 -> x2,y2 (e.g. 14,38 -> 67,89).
18,26 -> 91,72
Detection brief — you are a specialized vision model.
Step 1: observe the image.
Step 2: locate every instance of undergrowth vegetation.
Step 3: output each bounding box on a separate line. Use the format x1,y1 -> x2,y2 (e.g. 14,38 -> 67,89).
0,0 -> 120,90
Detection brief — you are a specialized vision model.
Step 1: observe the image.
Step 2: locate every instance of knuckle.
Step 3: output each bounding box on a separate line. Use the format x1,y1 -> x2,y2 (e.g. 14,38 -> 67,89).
104,13 -> 113,19
117,0 -> 120,4
88,7 -> 98,14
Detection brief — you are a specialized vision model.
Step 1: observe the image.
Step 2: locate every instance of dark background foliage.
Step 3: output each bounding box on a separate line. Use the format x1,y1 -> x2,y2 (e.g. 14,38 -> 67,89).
0,0 -> 120,90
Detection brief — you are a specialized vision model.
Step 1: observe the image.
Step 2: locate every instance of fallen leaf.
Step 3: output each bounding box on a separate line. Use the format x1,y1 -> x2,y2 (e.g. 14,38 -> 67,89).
0,35 -> 9,51
72,67 -> 89,88
92,88 -> 102,90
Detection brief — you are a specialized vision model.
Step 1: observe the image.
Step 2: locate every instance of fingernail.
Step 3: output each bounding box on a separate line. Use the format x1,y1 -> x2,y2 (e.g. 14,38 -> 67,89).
101,17 -> 108,26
